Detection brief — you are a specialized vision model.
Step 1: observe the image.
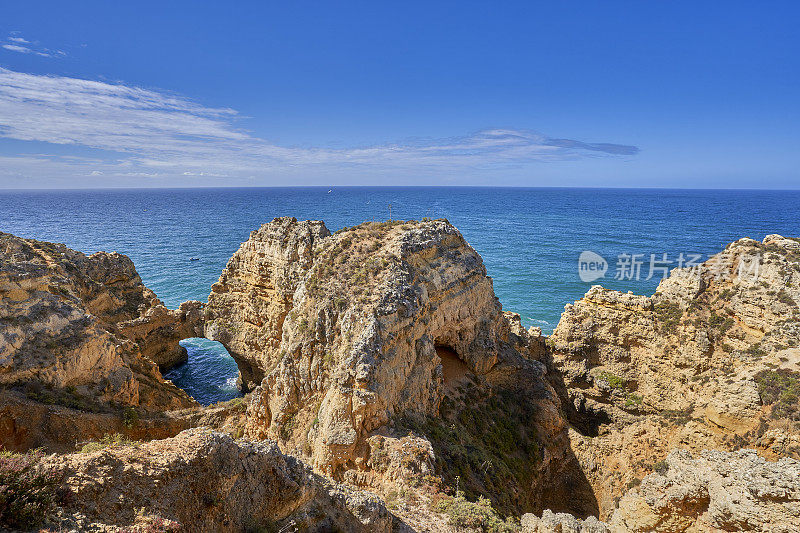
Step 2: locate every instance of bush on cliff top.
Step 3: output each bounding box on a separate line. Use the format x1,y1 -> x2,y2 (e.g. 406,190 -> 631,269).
433,491 -> 519,533
0,449 -> 63,529
654,301 -> 683,333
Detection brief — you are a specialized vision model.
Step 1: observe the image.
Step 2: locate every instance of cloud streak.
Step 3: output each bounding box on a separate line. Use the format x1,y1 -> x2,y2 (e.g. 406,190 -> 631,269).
2,33 -> 65,58
0,67 -> 638,184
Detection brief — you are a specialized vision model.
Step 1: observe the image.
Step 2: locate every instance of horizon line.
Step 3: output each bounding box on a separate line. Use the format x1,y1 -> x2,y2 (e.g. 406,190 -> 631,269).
2,184 -> 800,193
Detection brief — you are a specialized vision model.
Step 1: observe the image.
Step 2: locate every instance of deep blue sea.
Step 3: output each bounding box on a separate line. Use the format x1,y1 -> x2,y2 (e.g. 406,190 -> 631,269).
2,187 -> 799,404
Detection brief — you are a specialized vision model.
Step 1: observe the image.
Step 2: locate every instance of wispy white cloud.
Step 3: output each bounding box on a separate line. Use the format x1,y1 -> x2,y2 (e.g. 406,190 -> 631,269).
0,67 -> 638,184
2,34 -> 66,58
2,44 -> 30,53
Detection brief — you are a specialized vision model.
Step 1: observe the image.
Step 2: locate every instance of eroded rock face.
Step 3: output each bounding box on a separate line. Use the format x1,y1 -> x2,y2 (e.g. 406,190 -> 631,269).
117,299 -> 205,370
0,232 -> 203,450
525,447 -> 800,533
553,236 -> 800,418
206,218 -> 583,516
610,448 -> 800,533
206,218 -> 331,390
549,235 -> 800,517
45,428 -> 395,533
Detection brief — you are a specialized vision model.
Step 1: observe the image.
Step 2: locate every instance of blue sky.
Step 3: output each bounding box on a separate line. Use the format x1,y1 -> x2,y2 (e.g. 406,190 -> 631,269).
0,1 -> 798,188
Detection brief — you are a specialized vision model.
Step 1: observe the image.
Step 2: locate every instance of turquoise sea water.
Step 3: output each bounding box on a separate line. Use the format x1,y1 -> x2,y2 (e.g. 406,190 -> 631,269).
2,187 -> 800,404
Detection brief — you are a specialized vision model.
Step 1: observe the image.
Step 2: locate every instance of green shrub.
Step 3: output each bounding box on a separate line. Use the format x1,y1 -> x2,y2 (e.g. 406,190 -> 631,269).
755,369 -> 800,423
597,371 -> 626,390
777,289 -> 797,308
79,433 -> 139,453
297,318 -> 309,333
746,343 -> 766,357
0,449 -> 63,529
624,393 -> 643,408
652,460 -> 669,475
708,312 -> 735,333
654,301 -> 683,332
123,407 -> 140,429
434,493 -> 519,533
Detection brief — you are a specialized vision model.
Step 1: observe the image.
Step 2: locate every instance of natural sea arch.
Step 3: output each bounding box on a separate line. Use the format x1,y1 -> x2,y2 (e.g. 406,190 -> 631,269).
163,338 -> 243,405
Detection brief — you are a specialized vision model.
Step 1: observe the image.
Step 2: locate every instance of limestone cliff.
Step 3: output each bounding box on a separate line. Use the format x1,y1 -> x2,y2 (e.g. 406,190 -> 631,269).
205,217 -> 331,390
206,217 -> 586,516
8,223 -> 800,531
0,232 -> 203,450
550,234 -> 800,516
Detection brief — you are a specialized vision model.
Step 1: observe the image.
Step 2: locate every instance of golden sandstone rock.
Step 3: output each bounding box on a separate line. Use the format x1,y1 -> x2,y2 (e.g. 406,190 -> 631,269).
3,225 -> 800,531
0,232 -> 201,450
550,234 -> 800,519
207,217 -> 584,516
45,428 -> 393,532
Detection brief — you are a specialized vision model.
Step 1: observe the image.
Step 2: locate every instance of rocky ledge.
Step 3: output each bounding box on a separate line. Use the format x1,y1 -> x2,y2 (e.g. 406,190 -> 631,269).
526,447 -> 800,532
39,428 -> 394,533
610,448 -> 800,532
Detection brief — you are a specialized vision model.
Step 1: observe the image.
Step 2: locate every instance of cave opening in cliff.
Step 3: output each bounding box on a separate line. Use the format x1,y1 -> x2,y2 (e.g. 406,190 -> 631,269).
435,344 -> 471,393
163,338 -> 243,406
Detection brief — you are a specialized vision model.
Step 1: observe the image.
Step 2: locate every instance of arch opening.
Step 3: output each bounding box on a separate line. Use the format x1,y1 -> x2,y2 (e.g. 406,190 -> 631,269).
435,344 -> 471,394
163,338 -> 243,406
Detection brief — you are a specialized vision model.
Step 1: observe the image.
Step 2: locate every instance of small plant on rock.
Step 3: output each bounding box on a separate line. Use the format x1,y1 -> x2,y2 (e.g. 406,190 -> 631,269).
596,371 -> 626,390
652,460 -> 669,475
79,433 -> 139,453
123,407 -> 140,429
0,449 -> 63,529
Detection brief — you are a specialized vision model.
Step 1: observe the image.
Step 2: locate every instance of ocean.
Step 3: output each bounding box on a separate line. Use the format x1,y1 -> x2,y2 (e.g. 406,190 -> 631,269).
3,187 -> 799,404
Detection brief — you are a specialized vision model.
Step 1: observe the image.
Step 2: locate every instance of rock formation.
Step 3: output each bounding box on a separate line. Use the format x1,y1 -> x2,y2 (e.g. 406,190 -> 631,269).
610,448 -> 800,532
42,428 -> 396,532
206,217 -> 587,516
526,447 -> 800,533
117,299 -> 205,370
5,223 -> 800,532
205,217 -> 331,391
550,234 -> 800,516
0,232 -> 203,451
